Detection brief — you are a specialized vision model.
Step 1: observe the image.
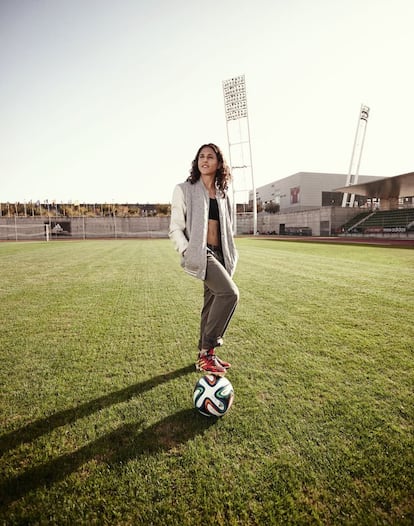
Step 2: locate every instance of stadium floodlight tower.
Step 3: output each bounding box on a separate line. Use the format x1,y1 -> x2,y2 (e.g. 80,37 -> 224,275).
222,74 -> 257,235
342,104 -> 370,207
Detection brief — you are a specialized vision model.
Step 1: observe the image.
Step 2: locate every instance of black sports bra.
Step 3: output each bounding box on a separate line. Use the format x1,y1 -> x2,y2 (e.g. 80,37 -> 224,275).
209,198 -> 219,221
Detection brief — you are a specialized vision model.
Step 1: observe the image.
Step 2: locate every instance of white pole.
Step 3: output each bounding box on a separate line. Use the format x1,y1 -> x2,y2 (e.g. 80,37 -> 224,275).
225,123 -> 237,236
222,75 -> 256,235
349,113 -> 369,208
113,205 -> 117,239
245,108 -> 257,235
342,104 -> 370,207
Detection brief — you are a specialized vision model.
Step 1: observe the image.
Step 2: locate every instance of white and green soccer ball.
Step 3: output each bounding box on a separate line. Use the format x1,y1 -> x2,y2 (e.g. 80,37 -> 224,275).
193,375 -> 234,417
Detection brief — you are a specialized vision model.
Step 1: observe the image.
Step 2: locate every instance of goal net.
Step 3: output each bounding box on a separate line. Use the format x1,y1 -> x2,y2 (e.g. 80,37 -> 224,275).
0,222 -> 49,241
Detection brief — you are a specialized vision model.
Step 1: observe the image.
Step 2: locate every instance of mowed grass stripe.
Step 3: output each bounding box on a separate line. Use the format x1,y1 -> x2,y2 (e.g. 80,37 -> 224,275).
0,239 -> 413,525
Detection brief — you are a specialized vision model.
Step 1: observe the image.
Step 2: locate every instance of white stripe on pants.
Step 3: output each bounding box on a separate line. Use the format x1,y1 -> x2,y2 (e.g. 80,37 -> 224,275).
199,252 -> 239,350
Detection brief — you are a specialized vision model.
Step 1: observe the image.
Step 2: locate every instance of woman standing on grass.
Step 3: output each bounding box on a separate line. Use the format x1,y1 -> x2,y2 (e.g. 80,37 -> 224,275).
169,143 -> 239,376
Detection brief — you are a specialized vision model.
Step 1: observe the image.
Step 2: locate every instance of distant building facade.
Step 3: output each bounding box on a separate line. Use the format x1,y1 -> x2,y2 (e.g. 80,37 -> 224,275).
249,172 -> 383,213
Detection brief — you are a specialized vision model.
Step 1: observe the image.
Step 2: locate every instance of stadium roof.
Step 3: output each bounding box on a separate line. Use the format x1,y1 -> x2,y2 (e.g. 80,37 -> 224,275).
335,172 -> 414,199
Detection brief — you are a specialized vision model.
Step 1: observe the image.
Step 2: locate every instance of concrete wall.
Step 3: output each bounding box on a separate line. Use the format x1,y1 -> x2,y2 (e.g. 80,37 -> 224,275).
2,209 -> 412,240
236,207 -> 361,236
0,210 -> 368,240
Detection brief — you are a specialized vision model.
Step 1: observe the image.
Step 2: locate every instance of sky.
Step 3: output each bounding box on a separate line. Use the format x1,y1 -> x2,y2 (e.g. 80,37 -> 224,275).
1,0 -> 413,205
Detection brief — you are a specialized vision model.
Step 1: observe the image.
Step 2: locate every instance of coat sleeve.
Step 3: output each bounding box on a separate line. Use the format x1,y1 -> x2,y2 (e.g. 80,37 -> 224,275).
169,184 -> 189,255
226,194 -> 235,230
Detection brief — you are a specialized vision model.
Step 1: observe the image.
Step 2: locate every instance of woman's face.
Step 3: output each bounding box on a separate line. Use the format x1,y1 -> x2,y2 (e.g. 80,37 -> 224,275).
198,146 -> 219,177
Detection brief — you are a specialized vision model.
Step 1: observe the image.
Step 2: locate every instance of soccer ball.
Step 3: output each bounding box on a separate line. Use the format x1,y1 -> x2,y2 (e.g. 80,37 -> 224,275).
193,375 -> 234,417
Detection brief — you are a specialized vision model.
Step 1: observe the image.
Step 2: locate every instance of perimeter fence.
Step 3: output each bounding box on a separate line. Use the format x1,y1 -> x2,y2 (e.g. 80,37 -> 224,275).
0,216 -> 170,241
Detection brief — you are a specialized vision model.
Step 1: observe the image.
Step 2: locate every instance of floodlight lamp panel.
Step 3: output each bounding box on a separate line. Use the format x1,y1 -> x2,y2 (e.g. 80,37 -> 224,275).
360,105 -> 370,120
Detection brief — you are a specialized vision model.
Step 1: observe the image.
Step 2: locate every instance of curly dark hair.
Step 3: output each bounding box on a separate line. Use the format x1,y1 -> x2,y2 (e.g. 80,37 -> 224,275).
187,143 -> 231,195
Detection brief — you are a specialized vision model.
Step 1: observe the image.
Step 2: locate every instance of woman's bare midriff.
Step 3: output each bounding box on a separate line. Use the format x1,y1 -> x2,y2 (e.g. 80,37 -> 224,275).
207,219 -> 220,247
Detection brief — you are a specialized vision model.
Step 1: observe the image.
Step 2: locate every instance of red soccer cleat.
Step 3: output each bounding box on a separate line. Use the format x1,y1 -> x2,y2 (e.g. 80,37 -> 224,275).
196,349 -> 227,376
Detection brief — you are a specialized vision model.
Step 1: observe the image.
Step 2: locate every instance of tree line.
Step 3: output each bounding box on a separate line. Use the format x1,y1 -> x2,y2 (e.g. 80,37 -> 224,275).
0,202 -> 171,218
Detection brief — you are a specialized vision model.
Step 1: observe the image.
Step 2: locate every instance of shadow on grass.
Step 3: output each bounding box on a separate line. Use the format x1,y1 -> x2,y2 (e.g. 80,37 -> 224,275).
0,408 -> 217,507
0,364 -> 195,455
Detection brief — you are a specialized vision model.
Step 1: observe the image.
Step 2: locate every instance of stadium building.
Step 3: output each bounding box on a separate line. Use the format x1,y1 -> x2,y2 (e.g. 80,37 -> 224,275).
250,172 -> 382,212
242,171 -> 414,237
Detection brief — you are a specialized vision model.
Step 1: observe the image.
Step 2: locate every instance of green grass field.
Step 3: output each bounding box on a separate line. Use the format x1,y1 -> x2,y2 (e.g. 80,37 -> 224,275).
0,238 -> 413,525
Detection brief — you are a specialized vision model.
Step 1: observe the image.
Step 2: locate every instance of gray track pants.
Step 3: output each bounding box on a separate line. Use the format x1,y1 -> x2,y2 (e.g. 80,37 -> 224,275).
198,249 -> 239,351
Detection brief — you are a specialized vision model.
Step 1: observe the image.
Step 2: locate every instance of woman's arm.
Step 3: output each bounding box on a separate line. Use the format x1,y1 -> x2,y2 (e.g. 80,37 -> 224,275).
169,184 -> 189,255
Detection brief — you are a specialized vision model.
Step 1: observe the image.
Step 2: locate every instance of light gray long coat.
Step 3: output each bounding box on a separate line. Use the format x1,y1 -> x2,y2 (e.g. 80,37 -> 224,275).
169,179 -> 238,280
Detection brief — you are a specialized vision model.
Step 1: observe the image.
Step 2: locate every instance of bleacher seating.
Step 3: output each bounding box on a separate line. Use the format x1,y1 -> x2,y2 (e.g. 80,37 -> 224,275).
345,208 -> 414,233
341,211 -> 372,232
